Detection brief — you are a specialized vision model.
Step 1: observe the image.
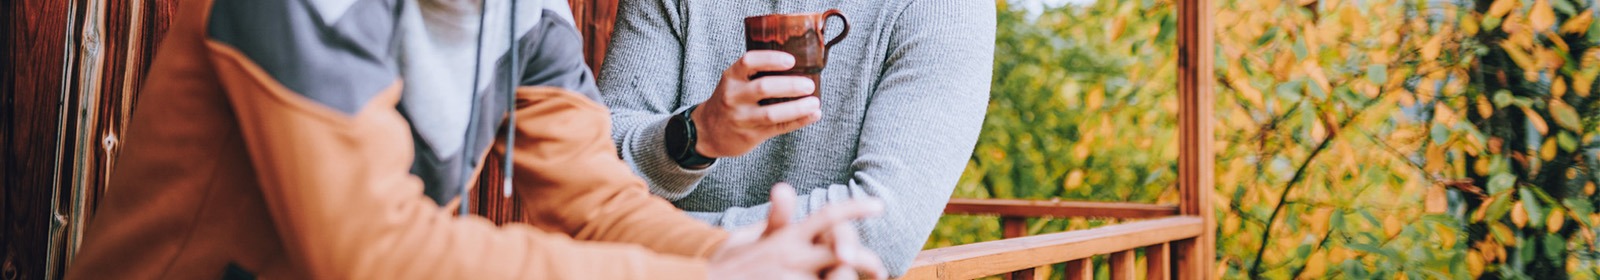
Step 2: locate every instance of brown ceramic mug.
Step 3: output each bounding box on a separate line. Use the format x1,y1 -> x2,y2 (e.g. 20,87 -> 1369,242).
744,9 -> 849,105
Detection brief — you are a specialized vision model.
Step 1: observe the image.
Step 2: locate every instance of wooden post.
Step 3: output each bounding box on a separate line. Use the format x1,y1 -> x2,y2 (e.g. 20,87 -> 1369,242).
1146,243 -> 1171,280
1109,250 -> 1136,280
1176,0 -> 1215,275
1001,217 -> 1035,280
1063,258 -> 1093,280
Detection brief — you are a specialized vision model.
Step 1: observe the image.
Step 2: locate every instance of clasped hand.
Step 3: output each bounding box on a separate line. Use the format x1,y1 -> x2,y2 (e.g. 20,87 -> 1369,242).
708,183 -> 887,280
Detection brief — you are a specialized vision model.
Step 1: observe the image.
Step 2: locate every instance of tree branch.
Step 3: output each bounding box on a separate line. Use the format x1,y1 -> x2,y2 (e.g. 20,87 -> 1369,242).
1246,92 -> 1389,276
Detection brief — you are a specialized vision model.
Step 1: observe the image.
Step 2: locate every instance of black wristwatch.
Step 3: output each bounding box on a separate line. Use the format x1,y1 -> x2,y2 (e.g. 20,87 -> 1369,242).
664,105 -> 717,168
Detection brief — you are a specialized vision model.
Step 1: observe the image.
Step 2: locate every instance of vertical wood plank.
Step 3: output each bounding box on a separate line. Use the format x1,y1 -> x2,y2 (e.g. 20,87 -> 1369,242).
1176,0 -> 1215,275
1007,267 -> 1036,280
4,0 -> 177,277
568,0 -> 618,76
1064,258 -> 1093,280
1000,217 -> 1033,280
1172,238 -> 1202,280
1147,243 -> 1171,280
1002,216 -> 1027,238
1109,250 -> 1136,280
2,0 -> 77,277
54,0 -> 111,278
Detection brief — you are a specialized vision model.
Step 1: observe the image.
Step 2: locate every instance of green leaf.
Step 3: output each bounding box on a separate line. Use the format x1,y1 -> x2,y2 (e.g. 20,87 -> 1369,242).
1367,64 -> 1388,84
1431,123 -> 1450,145
1488,173 -> 1517,194
1550,0 -> 1576,16
1486,191 -> 1515,219
1493,90 -> 1514,108
1342,260 -> 1370,278
1490,222 -> 1516,243
1331,209 -> 1346,229
1590,16 -> 1600,43
1255,27 -> 1279,46
1558,131 -> 1578,152
1522,187 -> 1546,228
1293,37 -> 1308,59
1542,233 -> 1564,260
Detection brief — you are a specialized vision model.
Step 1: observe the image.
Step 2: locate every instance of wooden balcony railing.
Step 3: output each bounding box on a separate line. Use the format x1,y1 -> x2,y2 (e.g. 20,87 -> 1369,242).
904,199 -> 1206,280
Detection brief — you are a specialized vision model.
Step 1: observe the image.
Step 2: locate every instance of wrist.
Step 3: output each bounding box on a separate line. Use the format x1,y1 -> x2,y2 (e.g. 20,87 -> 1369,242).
666,106 -> 716,168
688,107 -> 714,157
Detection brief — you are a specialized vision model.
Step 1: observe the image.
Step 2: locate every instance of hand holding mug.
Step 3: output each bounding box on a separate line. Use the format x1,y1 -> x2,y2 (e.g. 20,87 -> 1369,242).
691,51 -> 824,158
691,10 -> 849,159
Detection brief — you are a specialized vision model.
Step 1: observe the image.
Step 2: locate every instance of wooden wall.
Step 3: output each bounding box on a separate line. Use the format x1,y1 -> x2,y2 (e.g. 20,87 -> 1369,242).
2,0 -> 77,279
3,0 -> 179,278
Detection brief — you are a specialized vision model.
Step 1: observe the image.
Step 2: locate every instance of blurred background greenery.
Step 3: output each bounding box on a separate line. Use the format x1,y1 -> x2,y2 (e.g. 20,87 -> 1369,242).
925,0 -> 1600,278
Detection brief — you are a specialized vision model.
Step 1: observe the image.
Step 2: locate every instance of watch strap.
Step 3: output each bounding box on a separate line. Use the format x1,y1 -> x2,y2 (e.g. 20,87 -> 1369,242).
668,105 -> 716,168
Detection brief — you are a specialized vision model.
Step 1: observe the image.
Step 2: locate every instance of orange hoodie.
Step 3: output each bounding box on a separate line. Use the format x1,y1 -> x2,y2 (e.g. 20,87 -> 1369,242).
65,0 -> 728,278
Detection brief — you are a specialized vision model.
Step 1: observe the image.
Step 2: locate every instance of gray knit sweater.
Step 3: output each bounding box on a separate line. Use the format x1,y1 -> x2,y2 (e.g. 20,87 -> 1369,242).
598,0 -> 994,275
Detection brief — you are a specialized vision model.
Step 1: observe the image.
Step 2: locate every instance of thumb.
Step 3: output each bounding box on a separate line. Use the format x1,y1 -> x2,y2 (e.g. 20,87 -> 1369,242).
764,183 -> 798,237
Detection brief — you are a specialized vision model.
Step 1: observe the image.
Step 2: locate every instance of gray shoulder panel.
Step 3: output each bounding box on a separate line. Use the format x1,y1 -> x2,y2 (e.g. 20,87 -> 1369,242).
207,0 -> 401,114
517,9 -> 602,101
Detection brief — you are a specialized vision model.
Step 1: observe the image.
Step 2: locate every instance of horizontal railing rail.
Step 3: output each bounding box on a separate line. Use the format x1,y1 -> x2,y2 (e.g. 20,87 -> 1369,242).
905,216 -> 1203,280
943,198 -> 1180,219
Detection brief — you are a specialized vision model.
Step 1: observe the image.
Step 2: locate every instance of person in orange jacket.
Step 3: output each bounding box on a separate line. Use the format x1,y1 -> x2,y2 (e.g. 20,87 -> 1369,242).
64,0 -> 886,279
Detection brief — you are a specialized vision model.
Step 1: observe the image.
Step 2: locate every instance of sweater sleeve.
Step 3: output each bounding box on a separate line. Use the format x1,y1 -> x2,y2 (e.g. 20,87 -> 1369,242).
683,0 -> 997,276
597,0 -> 715,201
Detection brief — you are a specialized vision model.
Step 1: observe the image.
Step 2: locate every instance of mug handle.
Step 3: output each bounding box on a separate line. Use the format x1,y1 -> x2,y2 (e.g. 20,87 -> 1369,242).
823,9 -> 849,48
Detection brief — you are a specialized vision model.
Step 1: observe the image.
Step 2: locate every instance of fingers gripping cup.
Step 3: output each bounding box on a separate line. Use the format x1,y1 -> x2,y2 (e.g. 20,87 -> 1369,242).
745,9 -> 849,105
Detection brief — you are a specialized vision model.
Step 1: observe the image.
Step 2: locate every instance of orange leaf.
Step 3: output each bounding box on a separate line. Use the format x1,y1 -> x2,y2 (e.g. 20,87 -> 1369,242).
1302,60 -> 1333,95
1523,107 -> 1550,135
1513,201 -> 1530,228
1549,208 -> 1566,233
1530,0 -> 1556,30
1487,0 -> 1518,21
1561,12 -> 1594,34
1421,35 -> 1446,61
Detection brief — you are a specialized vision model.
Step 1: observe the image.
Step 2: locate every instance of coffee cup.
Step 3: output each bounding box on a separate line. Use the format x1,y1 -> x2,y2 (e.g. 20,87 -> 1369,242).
744,9 -> 849,105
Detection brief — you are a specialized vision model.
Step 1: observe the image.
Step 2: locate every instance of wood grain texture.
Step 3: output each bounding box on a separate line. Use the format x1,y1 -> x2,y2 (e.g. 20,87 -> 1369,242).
1171,238 -> 1203,280
4,0 -> 175,278
3,0 -> 75,278
566,0 -> 617,77
1109,250 -> 1136,280
902,216 -> 1204,280
1063,259 -> 1092,280
945,198 -> 1179,219
1176,0 -> 1216,275
1146,243 -> 1171,280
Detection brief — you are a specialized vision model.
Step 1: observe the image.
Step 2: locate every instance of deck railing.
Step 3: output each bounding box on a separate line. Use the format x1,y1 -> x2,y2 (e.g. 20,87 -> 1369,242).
904,199 -> 1206,280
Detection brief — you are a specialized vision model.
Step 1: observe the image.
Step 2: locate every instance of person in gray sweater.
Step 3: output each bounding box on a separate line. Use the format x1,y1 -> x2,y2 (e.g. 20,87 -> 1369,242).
599,0 -> 995,276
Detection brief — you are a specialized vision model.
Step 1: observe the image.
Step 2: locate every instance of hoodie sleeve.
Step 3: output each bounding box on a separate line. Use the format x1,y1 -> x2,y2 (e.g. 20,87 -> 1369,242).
502,86 -> 730,258
200,0 -> 722,278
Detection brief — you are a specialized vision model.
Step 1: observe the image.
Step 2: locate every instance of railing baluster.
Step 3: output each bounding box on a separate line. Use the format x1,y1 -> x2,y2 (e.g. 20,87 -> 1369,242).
1002,216 -> 1027,237
1007,267 -> 1036,280
1001,217 -> 1035,280
1063,258 -> 1091,280
1146,243 -> 1171,280
1110,250 -> 1136,280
